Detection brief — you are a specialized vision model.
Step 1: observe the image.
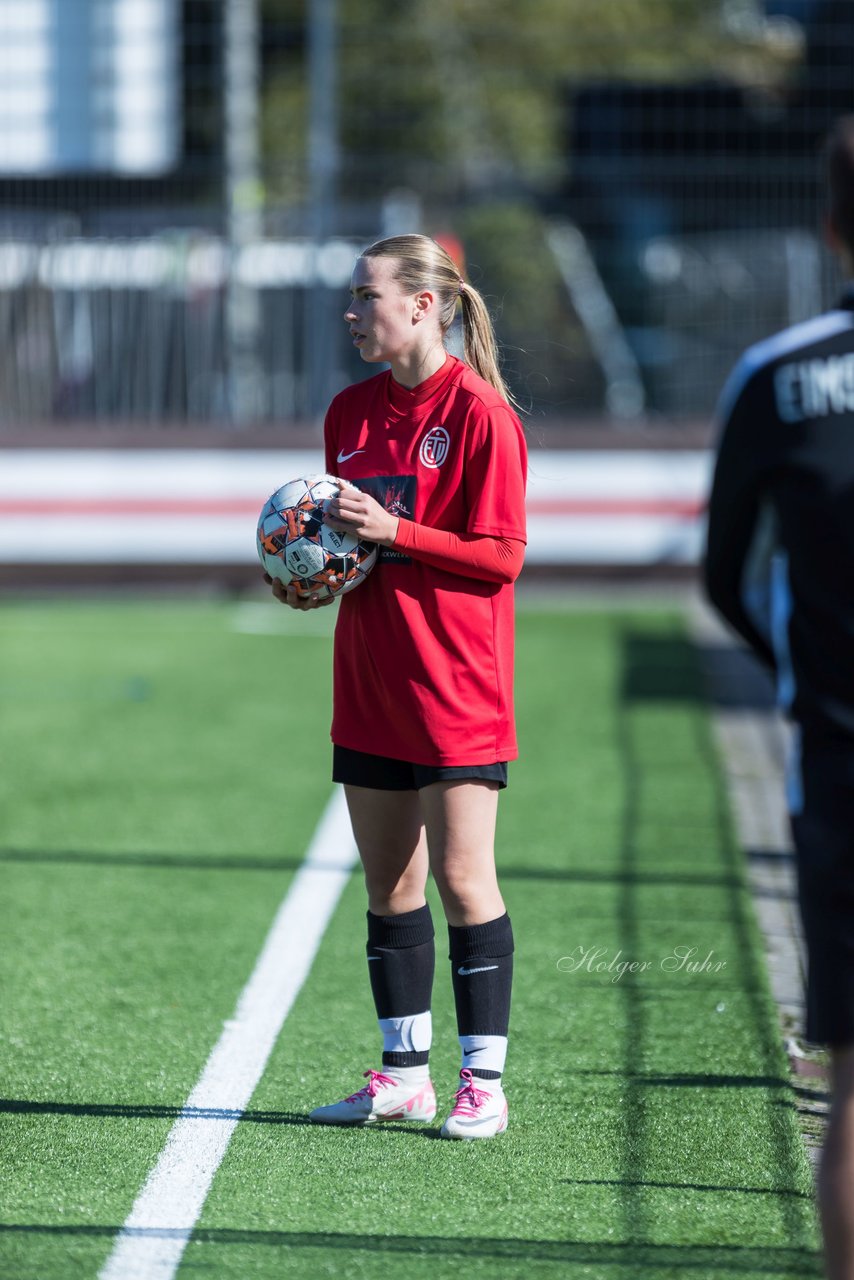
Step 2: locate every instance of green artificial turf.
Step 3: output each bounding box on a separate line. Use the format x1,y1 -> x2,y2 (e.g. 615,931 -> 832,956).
0,597 -> 822,1280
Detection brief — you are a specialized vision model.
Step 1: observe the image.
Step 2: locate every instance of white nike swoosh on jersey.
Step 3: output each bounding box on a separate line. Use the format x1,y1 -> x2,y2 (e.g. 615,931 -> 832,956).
457,965 -> 499,976
337,449 -> 366,463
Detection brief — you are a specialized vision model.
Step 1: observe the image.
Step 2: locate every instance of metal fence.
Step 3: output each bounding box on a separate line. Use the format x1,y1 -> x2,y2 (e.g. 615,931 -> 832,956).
1,0 -> 852,430
0,234 -> 364,424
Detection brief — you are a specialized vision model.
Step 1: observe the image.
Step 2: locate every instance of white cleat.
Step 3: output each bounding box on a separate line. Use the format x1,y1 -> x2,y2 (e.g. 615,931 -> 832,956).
440,1069 -> 508,1140
309,1069 -> 437,1126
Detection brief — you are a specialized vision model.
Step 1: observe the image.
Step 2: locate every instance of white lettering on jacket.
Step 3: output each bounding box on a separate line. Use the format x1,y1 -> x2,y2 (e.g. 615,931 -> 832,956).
774,354 -> 854,423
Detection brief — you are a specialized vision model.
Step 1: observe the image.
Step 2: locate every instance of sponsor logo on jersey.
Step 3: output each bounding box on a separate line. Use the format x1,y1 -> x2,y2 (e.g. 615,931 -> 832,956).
419,425 -> 450,468
351,474 -> 417,563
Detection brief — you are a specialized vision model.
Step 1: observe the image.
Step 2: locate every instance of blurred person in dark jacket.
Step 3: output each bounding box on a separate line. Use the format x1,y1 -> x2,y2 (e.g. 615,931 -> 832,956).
705,115 -> 854,1280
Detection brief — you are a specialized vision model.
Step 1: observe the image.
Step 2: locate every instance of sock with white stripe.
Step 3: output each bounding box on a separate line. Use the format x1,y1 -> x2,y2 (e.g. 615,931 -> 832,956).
366,905 -> 435,1069
448,913 -> 514,1081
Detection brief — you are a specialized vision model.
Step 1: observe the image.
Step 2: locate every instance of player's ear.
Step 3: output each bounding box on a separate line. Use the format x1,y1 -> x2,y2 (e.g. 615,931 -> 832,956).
412,289 -> 435,322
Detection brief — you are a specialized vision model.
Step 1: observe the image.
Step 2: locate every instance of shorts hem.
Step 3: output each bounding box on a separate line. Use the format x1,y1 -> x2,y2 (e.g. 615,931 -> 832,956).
332,744 -> 509,791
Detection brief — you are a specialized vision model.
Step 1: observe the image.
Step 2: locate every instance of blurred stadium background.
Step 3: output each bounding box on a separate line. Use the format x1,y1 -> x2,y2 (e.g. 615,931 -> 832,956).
1,0 -> 852,580
2,12 -> 833,1274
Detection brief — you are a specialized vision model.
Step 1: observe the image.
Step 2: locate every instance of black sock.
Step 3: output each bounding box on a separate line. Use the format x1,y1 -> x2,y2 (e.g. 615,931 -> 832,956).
367,904 -> 435,1068
448,913 -> 514,1080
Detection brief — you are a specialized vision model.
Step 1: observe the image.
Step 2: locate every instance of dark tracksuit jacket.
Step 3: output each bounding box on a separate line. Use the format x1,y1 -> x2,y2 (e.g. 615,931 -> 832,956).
705,287 -> 854,778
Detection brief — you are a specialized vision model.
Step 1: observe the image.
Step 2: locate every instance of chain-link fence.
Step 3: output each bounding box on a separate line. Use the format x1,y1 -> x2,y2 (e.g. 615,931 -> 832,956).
1,0 -> 852,430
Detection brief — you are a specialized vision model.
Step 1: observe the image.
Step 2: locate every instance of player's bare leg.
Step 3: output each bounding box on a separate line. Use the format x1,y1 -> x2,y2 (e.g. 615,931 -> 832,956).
419,779 -> 504,926
343,785 -> 428,914
309,787 -> 435,1126
819,1045 -> 854,1280
420,779 -> 512,1138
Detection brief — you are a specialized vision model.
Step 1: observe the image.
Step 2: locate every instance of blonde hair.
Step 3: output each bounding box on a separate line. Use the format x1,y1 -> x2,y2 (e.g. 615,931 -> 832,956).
360,233 -> 518,409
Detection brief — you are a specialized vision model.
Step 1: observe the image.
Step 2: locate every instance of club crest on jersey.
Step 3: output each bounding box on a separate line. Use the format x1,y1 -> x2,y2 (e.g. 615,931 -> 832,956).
419,425 -> 450,469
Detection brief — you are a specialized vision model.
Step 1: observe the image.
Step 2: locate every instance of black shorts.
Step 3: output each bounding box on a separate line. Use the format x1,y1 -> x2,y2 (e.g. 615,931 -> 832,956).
332,745 -> 508,792
791,739 -> 854,1047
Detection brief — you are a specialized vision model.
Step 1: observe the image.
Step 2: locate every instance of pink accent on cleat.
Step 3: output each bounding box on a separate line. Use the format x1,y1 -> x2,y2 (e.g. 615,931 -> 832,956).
440,1068 -> 508,1140
345,1070 -> 399,1104
310,1069 -> 437,1126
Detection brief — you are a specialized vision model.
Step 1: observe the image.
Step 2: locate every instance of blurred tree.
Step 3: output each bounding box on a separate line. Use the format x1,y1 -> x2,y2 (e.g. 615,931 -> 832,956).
260,0 -> 796,210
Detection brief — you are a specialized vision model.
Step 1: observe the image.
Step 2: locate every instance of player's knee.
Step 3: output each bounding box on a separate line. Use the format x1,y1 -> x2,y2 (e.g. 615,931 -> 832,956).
363,870 -> 425,916
366,889 -> 426,916
432,865 -> 493,915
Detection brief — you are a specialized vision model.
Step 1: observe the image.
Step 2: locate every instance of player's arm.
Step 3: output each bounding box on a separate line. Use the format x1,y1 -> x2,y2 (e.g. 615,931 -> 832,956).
703,380 -> 777,668
324,402 -> 527,584
386,403 -> 528,584
324,488 -> 525,584
389,520 -> 525,584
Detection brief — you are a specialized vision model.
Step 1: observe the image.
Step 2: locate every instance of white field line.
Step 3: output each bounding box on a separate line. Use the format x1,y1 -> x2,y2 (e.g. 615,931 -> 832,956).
99,787 -> 357,1280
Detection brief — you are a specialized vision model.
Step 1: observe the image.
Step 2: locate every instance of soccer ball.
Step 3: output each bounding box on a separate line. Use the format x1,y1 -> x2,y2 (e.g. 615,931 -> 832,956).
256,474 -> 378,599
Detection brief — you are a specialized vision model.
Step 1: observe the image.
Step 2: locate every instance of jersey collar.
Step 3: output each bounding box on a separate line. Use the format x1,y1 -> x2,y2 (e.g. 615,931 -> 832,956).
385,353 -> 459,419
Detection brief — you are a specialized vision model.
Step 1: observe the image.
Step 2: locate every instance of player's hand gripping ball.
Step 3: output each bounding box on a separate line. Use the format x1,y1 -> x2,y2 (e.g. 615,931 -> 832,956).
256,475 -> 378,600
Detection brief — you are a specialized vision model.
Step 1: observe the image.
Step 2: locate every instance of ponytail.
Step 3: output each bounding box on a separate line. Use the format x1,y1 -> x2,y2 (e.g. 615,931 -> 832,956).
360,233 -> 521,411
457,280 -> 519,410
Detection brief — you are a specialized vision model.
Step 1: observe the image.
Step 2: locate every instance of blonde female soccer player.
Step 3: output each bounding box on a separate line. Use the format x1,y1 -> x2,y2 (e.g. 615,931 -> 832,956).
266,234 -> 527,1139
